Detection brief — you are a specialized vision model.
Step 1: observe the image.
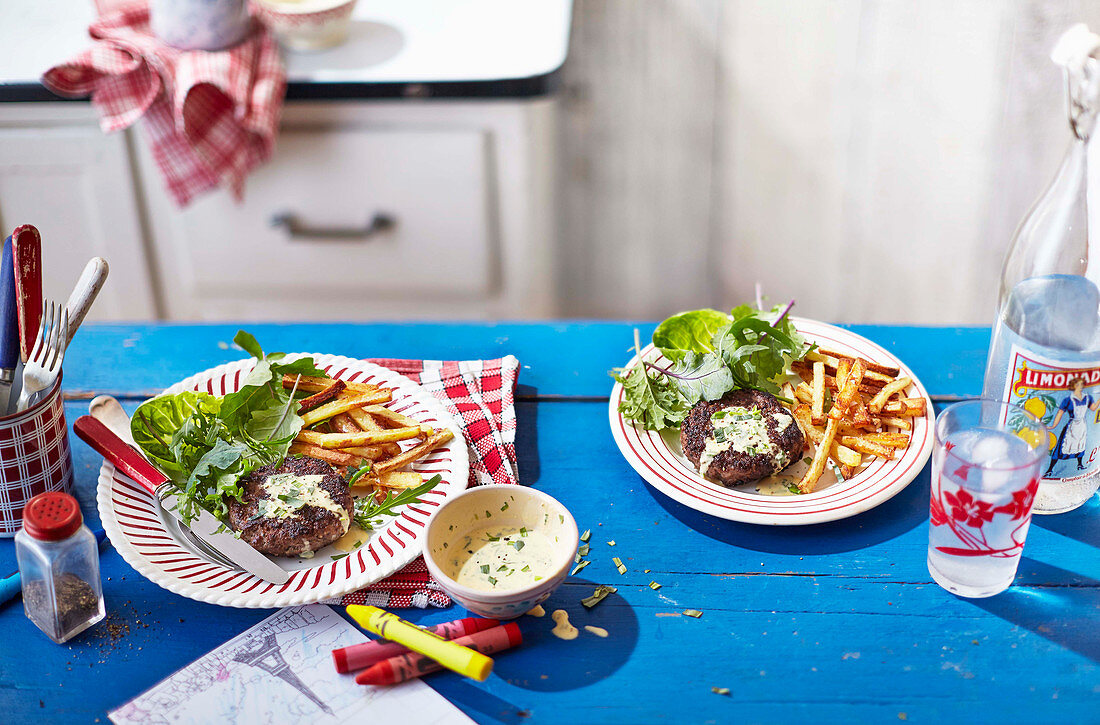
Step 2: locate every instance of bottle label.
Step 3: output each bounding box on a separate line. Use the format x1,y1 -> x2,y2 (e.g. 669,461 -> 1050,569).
999,342 -> 1100,483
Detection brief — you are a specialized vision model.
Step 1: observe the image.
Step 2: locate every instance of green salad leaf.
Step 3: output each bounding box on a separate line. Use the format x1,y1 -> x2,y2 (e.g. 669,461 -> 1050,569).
665,351 -> 734,404
131,391 -> 222,484
652,309 -> 729,362
611,331 -> 689,431
612,300 -> 813,431
131,330 -> 329,524
353,474 -> 442,530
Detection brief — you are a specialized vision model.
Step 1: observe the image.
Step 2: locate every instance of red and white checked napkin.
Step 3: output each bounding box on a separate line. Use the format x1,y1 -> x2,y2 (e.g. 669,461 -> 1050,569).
327,356 -> 521,609
41,0 -> 284,207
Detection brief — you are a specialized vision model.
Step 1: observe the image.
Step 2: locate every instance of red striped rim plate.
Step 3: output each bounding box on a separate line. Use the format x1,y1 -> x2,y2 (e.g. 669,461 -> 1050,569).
96,353 -> 469,608
608,318 -> 934,525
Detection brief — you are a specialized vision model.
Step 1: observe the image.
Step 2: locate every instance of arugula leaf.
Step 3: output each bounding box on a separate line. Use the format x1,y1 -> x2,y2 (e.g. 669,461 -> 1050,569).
652,309 -> 730,362
233,330 -> 265,360
712,303 -> 810,398
611,331 -> 689,430
353,475 -> 442,530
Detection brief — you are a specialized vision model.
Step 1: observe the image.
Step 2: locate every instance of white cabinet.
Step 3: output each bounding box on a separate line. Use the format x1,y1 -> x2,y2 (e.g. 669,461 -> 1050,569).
0,105 -> 158,321
136,100 -> 557,320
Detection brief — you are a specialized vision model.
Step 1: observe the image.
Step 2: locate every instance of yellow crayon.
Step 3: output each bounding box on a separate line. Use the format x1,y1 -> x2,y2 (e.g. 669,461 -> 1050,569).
345,605 -> 494,681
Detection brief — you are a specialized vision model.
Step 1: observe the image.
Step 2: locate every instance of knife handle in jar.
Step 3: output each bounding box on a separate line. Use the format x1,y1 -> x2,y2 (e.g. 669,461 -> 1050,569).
11,225 -> 42,363
74,415 -> 167,496
0,237 -> 17,373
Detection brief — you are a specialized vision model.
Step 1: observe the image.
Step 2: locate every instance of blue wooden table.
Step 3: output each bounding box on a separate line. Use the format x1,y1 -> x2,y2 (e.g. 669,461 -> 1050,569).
1,322 -> 1097,724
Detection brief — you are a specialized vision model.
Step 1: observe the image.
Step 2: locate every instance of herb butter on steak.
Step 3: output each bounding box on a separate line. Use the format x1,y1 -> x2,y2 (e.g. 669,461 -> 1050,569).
679,390 -> 804,486
226,456 -> 352,557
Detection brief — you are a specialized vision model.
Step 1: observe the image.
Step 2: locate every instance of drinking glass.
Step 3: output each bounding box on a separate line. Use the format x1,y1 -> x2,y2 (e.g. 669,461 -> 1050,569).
927,399 -> 1047,598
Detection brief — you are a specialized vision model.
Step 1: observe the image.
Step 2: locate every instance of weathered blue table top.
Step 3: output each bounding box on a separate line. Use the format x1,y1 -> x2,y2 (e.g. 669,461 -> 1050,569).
2,322 -> 1097,724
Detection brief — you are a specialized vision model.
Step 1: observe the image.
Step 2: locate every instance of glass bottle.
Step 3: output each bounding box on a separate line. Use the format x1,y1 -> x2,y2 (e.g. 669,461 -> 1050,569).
982,24 -> 1100,513
15,492 -> 105,643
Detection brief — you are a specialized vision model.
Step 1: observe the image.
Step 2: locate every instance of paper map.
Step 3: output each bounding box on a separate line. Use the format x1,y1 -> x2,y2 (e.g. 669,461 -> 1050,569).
109,604 -> 475,725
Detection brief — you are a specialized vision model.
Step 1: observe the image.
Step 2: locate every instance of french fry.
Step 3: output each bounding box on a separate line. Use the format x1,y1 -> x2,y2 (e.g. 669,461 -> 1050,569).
799,417 -> 839,493
829,358 -> 866,420
374,430 -> 455,474
851,396 -> 874,427
361,405 -> 434,437
377,471 -> 422,489
297,380 -> 346,413
810,349 -> 900,378
297,427 -> 422,449
793,360 -> 887,390
878,415 -> 913,431
794,382 -> 814,405
860,432 -> 911,447
868,376 -> 913,413
793,405 -> 862,468
838,435 -> 896,459
341,445 -> 392,460
300,391 -> 393,427
346,407 -> 384,432
288,442 -> 360,467
811,361 -> 826,425
329,412 -> 362,434
283,375 -> 384,396
881,397 -> 926,417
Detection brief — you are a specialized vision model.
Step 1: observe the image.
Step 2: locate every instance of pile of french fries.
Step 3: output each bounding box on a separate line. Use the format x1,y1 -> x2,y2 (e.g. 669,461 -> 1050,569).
786,349 -> 926,493
282,375 -> 454,495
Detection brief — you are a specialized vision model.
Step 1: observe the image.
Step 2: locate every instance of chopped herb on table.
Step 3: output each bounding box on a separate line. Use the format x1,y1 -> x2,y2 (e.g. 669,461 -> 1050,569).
581,585 -> 617,609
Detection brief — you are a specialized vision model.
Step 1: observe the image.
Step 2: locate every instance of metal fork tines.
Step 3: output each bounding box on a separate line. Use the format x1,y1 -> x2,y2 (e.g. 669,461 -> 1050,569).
15,300 -> 68,413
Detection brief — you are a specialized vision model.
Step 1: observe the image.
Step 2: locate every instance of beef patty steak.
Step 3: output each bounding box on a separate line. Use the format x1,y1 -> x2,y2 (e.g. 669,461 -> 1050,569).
680,389 -> 804,486
226,456 -> 352,557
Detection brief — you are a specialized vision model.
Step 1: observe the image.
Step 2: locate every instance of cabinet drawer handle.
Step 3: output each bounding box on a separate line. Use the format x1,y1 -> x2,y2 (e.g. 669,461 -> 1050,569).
270,212 -> 396,241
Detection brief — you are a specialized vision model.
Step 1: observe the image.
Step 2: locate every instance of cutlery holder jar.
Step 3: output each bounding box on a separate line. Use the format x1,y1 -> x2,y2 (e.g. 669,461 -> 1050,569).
0,378 -> 74,537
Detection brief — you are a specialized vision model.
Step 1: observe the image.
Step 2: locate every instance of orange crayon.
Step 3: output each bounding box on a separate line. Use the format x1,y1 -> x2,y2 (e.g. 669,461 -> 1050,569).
333,617 -> 500,673
356,623 -> 523,686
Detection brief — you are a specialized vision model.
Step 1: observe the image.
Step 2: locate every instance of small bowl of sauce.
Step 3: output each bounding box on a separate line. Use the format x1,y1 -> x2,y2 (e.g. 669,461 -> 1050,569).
423,485 -> 578,619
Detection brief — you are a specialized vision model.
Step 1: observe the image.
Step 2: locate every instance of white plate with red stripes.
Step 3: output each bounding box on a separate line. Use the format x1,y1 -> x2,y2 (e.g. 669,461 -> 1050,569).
96,353 -> 468,608
609,318 -> 934,525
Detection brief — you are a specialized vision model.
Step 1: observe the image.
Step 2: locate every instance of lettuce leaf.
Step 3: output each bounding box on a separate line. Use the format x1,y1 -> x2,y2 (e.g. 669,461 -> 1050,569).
130,330 -> 329,525
614,300 -> 813,432
131,391 -> 222,484
652,309 -> 730,362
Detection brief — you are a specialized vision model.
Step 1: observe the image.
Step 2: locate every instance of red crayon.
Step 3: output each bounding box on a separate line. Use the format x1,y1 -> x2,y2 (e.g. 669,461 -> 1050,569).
333,616 -> 500,673
356,622 -> 523,686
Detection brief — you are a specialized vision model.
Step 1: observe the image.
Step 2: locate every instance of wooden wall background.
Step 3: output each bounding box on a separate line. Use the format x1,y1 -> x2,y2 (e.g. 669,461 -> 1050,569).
557,0 -> 1100,324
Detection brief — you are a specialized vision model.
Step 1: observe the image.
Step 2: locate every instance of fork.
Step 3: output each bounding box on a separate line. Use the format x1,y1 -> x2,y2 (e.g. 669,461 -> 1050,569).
15,301 -> 68,413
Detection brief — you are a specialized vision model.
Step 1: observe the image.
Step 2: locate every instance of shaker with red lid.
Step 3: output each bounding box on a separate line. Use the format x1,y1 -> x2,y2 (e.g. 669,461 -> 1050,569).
15,491 -> 104,643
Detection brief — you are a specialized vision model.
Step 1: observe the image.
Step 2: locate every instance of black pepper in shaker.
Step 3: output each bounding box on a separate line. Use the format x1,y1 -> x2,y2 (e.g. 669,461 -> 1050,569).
15,491 -> 105,643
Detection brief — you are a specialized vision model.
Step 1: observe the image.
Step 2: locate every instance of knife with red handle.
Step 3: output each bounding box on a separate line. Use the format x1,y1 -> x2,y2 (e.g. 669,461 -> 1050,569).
74,416 -> 167,494
11,225 -> 41,364
73,416 -> 290,584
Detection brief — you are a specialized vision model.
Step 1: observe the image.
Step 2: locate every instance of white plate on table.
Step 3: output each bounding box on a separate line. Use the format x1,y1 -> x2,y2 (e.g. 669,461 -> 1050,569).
608,318 -> 934,525
96,353 -> 469,608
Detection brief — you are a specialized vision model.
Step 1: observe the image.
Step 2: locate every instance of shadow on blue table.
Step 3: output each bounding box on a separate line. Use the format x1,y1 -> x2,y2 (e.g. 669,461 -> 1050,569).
1030,495 -> 1100,548
644,466 -> 930,554
498,578 -> 638,691
970,558 -> 1100,664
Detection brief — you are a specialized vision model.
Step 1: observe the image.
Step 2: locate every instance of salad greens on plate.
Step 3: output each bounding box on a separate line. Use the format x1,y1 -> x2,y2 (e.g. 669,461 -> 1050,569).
130,330 -> 439,529
612,302 -> 814,431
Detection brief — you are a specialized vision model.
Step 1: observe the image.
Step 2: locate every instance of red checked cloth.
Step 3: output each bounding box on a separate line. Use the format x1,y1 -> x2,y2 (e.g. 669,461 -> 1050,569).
41,0 -> 284,207
326,356 -> 521,609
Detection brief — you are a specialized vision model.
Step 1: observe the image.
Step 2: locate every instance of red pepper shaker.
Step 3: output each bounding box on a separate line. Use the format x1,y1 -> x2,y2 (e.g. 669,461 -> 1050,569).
15,492 -> 105,643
